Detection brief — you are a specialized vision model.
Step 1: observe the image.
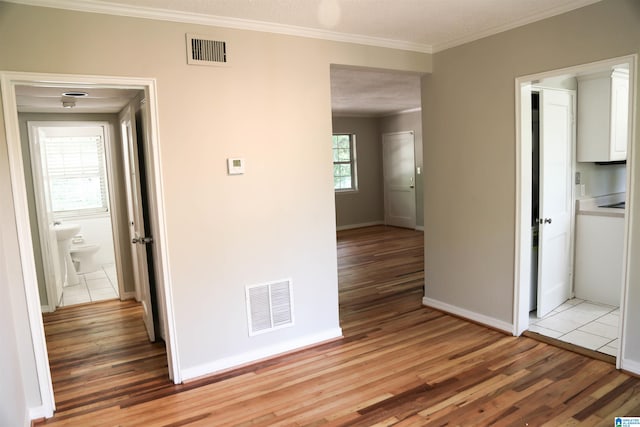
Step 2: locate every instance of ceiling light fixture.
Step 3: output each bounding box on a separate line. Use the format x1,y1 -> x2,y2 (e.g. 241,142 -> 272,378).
61,91 -> 88,97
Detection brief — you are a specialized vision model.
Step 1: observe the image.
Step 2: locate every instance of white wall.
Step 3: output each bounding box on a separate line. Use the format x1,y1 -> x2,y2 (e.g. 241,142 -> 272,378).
422,0 -> 640,370
0,1 -> 431,418
575,162 -> 627,199
63,215 -> 115,267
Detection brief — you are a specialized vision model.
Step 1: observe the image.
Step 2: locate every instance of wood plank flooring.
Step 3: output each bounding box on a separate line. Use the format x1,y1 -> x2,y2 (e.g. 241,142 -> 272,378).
36,225 -> 640,426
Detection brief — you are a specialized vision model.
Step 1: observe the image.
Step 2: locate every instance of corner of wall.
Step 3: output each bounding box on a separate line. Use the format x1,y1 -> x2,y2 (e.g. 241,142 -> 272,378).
422,296 -> 513,334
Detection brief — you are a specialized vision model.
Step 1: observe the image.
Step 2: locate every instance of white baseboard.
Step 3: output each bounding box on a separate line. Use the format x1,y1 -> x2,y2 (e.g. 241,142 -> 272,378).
181,327 -> 343,381
620,357 -> 640,376
29,405 -> 52,424
336,221 -> 384,231
415,225 -> 424,231
422,296 -> 513,334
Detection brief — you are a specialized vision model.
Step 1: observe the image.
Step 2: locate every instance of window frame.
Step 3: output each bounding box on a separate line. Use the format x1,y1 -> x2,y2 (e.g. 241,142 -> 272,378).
332,133 -> 358,193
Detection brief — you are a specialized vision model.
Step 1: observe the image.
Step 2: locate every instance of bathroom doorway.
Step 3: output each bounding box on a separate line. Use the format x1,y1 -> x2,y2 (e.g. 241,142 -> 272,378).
26,121 -> 123,311
1,71 -> 181,417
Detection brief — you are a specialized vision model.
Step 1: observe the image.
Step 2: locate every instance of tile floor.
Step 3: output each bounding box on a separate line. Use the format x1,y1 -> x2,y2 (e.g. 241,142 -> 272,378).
529,298 -> 619,357
59,264 -> 119,307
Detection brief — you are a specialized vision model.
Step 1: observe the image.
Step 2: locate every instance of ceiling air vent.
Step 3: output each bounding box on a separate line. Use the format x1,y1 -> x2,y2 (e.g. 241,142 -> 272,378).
246,279 -> 294,336
186,33 -> 229,66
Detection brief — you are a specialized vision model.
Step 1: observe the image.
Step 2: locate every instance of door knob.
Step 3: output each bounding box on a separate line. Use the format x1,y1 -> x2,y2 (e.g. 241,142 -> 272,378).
539,218 -> 552,224
132,236 -> 153,244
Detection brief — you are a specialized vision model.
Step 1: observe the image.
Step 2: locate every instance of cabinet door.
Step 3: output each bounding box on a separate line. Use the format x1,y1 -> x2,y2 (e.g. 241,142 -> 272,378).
610,73 -> 629,160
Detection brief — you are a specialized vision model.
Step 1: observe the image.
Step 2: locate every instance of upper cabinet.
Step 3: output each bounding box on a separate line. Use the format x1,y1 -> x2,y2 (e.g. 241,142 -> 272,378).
577,68 -> 629,162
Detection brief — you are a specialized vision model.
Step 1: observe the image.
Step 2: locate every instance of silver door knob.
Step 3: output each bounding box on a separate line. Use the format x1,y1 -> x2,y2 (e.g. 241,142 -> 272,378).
132,236 -> 153,244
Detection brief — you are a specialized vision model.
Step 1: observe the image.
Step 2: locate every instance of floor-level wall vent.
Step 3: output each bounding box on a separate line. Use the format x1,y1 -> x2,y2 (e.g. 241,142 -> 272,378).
246,279 -> 294,336
186,33 -> 229,66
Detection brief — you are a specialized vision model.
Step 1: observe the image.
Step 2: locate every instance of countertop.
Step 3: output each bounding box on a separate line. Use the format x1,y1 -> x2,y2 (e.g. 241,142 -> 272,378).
576,193 -> 625,218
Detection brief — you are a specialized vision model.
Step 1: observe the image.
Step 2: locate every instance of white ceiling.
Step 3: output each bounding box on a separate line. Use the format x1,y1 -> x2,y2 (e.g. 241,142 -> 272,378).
8,0 -> 602,115
15,85 -> 141,113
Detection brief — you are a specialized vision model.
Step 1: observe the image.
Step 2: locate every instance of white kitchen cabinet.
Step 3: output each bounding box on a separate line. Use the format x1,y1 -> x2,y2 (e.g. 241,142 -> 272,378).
574,213 -> 624,306
577,68 -> 629,162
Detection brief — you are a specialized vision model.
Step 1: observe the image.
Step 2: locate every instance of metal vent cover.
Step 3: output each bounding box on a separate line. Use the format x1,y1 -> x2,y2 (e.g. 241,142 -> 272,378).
186,33 -> 229,66
246,279 -> 294,336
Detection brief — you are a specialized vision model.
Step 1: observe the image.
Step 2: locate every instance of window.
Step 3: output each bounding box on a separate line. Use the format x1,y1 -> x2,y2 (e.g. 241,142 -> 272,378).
332,133 -> 357,191
40,127 -> 109,216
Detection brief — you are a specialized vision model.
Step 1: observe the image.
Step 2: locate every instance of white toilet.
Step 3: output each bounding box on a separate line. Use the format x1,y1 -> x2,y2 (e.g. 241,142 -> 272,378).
70,244 -> 100,274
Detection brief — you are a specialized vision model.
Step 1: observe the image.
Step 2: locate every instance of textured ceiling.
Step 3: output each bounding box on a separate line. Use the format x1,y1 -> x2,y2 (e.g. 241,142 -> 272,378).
331,67 -> 422,116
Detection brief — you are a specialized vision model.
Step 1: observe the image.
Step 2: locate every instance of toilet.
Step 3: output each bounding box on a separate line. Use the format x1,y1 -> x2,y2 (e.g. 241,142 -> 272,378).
70,244 -> 100,274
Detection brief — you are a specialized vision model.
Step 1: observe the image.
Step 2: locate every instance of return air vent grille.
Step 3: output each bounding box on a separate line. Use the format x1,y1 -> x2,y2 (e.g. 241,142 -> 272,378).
246,279 -> 294,336
186,33 -> 229,66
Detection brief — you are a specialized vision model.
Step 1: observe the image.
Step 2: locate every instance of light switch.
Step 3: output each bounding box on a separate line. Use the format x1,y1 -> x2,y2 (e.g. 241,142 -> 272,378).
227,158 -> 245,175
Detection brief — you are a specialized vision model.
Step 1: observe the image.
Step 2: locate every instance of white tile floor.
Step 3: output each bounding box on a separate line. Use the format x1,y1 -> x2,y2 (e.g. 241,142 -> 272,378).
529,298 -> 619,357
60,264 -> 119,307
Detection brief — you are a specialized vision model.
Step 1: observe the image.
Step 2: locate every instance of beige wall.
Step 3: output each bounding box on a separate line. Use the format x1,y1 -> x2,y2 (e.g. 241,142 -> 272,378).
0,1 -> 431,416
380,110 -> 424,227
332,116 -> 383,228
422,0 -> 640,362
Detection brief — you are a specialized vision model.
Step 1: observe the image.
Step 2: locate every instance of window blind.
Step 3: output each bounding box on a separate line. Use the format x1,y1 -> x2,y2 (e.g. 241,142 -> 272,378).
42,134 -> 109,214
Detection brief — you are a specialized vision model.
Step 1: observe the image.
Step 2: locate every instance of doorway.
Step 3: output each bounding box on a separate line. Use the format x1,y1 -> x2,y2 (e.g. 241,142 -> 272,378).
514,56 -> 636,368
329,65 -> 424,232
0,71 -> 181,418
26,121 -> 122,311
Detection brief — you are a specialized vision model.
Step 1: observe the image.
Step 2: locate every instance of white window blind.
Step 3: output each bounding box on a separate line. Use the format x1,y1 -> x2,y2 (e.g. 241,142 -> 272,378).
41,134 -> 109,214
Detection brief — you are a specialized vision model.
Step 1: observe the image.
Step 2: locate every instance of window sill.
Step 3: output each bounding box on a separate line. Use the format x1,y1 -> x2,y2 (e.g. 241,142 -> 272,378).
54,210 -> 110,221
335,189 -> 359,195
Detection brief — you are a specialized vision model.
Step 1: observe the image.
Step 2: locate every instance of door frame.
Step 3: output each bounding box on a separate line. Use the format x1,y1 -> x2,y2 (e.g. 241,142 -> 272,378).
0,71 -> 182,419
513,55 -> 637,370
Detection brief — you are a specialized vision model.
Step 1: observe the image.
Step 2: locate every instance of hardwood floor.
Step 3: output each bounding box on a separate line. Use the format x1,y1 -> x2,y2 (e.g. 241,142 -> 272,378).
36,225 -> 640,426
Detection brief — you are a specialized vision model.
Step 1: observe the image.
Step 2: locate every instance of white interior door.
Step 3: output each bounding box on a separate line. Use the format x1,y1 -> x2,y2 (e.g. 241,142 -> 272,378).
536,89 -> 574,318
383,131 -> 416,229
28,124 -> 64,310
120,107 -> 155,342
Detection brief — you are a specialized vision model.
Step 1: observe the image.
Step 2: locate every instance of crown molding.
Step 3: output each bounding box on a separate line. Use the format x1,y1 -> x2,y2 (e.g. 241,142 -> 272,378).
5,0 -> 433,54
432,0 -> 602,52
